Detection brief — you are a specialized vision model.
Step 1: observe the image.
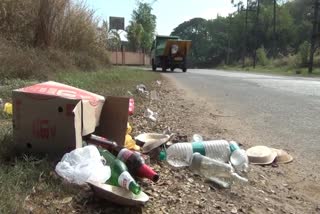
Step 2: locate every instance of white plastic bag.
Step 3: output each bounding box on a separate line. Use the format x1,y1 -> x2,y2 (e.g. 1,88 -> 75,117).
55,145 -> 111,185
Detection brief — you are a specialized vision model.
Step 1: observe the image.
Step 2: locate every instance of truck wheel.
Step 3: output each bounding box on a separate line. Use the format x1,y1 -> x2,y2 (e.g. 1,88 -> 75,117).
162,66 -> 167,72
183,67 -> 187,72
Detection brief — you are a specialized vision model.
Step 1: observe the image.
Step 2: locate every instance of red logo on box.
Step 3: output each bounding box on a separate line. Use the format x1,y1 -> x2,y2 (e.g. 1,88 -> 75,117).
23,82 -> 100,106
33,119 -> 56,140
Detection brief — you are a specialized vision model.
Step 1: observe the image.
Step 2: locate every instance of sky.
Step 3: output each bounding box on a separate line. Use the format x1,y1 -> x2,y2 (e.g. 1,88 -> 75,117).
86,0 -> 235,36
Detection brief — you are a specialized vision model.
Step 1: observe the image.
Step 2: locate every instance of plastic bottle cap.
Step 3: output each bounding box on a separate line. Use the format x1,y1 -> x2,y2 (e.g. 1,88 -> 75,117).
229,141 -> 240,153
159,150 -> 166,161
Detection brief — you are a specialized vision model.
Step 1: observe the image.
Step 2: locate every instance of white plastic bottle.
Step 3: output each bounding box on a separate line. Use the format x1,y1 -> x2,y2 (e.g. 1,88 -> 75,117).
229,141 -> 249,173
190,153 -> 248,188
166,140 -> 231,167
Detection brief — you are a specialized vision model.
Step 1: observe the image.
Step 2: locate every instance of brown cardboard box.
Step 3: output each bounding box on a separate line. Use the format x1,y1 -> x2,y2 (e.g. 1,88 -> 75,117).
13,81 -> 128,155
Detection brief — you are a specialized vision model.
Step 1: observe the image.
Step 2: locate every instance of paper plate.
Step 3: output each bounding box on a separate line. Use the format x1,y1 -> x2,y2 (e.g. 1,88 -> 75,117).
246,146 -> 277,165
88,181 -> 149,206
135,133 -> 171,153
272,148 -> 293,164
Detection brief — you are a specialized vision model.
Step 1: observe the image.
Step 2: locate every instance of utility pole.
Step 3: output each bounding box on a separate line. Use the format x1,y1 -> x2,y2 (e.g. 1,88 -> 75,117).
309,0 -> 320,74
242,0 -> 249,68
253,0 -> 260,68
273,0 -> 277,58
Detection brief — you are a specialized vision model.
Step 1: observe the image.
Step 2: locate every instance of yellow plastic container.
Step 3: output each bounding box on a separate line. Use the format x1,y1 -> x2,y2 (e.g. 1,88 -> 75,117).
124,123 -> 140,151
3,102 -> 13,115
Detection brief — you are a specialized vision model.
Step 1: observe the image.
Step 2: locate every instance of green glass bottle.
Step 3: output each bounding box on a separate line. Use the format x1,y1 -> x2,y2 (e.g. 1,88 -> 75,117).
98,148 -> 141,195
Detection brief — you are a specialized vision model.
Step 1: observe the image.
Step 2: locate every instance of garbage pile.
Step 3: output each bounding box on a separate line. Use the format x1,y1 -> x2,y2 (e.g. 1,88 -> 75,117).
9,80 -> 293,208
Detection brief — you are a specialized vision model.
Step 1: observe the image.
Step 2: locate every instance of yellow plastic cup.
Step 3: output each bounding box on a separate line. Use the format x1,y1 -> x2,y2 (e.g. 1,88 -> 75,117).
4,102 -> 13,115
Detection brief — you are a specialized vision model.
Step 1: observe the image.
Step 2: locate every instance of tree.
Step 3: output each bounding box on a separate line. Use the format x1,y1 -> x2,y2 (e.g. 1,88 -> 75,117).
127,22 -> 144,51
127,2 -> 156,51
171,0 -> 313,68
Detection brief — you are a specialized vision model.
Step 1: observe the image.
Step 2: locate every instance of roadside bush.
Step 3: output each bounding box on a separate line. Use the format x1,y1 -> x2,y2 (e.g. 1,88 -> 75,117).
298,41 -> 310,66
273,54 -> 299,68
257,47 -> 269,66
244,57 -> 253,67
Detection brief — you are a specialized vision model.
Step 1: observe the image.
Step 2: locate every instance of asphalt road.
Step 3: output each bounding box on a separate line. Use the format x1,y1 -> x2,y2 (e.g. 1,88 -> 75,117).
164,69 -> 320,167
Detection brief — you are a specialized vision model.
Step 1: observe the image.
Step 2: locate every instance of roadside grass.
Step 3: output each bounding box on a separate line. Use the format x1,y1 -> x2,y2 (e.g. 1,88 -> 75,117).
219,65 -> 320,77
0,67 -> 159,213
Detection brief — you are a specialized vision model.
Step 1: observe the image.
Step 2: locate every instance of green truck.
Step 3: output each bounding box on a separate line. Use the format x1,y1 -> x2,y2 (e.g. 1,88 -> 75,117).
151,35 -> 192,72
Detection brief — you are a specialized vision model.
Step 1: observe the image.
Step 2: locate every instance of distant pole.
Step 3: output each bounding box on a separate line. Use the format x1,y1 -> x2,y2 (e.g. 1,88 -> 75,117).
309,0 -> 320,74
242,0 -> 249,68
273,0 -> 277,58
253,0 -> 260,68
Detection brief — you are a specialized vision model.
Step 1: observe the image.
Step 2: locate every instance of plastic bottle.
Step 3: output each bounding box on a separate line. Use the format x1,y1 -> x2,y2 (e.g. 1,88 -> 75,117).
189,153 -> 248,188
98,148 -> 141,195
229,141 -> 249,173
166,140 -> 231,167
112,147 -> 159,182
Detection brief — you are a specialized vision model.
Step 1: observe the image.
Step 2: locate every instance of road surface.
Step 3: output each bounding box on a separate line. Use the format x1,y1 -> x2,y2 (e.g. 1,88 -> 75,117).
164,69 -> 320,169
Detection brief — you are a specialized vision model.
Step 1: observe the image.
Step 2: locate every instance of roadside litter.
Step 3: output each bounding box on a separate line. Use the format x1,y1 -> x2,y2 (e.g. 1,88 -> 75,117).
166,140 -> 231,167
10,80 -> 254,207
125,123 -> 140,151
88,181 -> 149,206
136,84 -> 149,96
4,102 -> 12,115
55,145 -> 111,185
135,133 -> 171,153
190,153 -> 248,189
246,145 -> 293,165
272,148 -> 293,164
144,108 -> 158,122
1,99 -> 13,115
156,80 -> 161,86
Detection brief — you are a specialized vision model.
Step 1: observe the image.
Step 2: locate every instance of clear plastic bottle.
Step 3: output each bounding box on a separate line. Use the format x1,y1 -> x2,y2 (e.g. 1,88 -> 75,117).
229,141 -> 249,173
166,140 -> 231,167
189,153 -> 248,188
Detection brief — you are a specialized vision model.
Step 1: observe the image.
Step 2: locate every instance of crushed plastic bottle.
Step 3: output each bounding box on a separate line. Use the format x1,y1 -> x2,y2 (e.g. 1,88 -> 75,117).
144,108 -> 158,122
189,153 -> 248,188
166,140 -> 231,167
229,141 -> 249,173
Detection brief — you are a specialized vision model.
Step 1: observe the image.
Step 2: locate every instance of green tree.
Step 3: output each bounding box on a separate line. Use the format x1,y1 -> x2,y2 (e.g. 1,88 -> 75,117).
127,22 -> 144,51
127,2 -> 156,51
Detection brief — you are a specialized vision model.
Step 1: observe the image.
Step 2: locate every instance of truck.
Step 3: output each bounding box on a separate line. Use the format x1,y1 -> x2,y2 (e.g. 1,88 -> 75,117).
151,35 -> 192,72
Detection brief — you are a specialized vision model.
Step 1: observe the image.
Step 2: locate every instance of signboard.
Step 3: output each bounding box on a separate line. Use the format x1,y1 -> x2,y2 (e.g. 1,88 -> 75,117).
109,17 -> 125,30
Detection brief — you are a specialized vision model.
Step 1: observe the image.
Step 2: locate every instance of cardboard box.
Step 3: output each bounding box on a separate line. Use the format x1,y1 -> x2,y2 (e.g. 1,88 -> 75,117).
13,81 -> 129,155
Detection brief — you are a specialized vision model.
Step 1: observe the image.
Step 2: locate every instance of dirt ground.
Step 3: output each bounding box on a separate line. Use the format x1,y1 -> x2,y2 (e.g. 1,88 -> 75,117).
23,75 -> 320,213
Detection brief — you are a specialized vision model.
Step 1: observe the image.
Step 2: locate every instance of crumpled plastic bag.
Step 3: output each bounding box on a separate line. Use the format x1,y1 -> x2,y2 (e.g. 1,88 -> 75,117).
55,145 -> 111,185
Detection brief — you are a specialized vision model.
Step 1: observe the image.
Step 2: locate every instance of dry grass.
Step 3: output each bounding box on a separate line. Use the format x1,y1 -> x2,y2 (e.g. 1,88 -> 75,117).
0,0 -> 110,79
